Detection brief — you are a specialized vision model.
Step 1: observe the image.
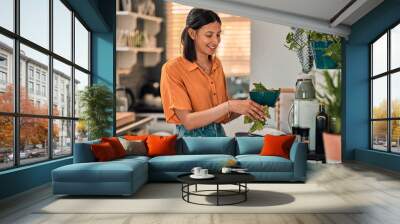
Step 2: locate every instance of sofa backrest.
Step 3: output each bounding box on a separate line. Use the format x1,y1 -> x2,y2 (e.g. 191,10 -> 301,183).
73,140 -> 100,163
177,137 -> 236,155
235,137 -> 264,155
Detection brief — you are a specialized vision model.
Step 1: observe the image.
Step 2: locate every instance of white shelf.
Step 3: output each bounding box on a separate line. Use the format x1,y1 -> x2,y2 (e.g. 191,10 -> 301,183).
117,47 -> 164,68
117,11 -> 164,69
117,47 -> 164,53
117,11 -> 163,23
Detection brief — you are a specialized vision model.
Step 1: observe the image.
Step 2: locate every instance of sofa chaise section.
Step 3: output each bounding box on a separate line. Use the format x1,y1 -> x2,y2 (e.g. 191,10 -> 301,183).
52,142 -> 149,196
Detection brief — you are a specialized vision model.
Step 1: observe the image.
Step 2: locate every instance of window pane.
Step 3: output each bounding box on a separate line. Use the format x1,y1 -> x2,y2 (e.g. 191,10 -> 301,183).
391,72 -> 400,118
75,69 -> 89,117
20,117 -> 49,165
53,59 -> 72,117
372,121 -> 388,151
53,0 -> 72,60
74,69 -> 89,118
0,0 -> 14,31
75,18 -> 89,70
391,24 -> 400,70
372,77 -> 387,119
372,33 -> 387,76
391,120 -> 400,153
20,44 -> 49,115
20,0 -> 49,49
0,116 -> 13,170
75,120 -> 88,143
0,35 -> 14,112
53,119 -> 72,158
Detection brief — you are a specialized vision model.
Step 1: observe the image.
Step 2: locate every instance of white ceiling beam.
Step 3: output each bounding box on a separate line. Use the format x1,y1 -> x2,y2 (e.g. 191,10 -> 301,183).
172,0 -> 351,37
330,0 -> 368,27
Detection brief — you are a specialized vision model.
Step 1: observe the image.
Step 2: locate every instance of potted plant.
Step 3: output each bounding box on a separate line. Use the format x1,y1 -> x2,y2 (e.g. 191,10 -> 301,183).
285,29 -> 341,69
317,70 -> 342,163
79,84 -> 113,140
245,82 -> 279,133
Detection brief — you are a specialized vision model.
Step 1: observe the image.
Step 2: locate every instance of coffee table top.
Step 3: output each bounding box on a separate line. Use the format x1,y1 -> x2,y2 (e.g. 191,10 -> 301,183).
177,172 -> 255,185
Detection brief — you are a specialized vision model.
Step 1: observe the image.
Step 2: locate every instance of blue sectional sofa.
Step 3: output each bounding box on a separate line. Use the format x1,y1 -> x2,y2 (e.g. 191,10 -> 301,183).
52,137 -> 307,196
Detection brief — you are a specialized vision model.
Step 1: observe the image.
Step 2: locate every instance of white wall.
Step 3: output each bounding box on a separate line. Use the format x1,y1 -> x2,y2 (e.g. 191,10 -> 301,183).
223,20 -> 300,136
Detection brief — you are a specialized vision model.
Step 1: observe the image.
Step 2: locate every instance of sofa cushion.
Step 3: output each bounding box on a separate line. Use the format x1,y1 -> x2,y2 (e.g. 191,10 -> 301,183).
236,155 -> 293,172
119,138 -> 147,156
52,159 -> 147,183
147,135 -> 177,157
260,135 -> 296,159
148,154 -> 235,172
101,137 -> 127,158
178,137 -> 235,155
91,142 -> 118,162
124,135 -> 149,141
235,137 -> 264,155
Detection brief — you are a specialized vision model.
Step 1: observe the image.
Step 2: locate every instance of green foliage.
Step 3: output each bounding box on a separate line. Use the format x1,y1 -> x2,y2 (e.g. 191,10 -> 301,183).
285,29 -> 308,51
316,70 -> 341,133
252,82 -> 268,92
79,84 -> 113,140
245,83 -> 271,133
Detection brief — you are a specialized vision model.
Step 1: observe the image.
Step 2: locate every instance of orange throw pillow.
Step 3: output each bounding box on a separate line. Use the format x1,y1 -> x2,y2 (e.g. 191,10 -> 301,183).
124,135 -> 149,141
91,142 -> 117,161
146,135 -> 177,157
101,137 -> 127,158
260,135 -> 296,159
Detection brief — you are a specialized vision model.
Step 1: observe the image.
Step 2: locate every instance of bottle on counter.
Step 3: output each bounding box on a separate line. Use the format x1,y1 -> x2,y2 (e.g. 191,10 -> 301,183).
315,104 -> 329,159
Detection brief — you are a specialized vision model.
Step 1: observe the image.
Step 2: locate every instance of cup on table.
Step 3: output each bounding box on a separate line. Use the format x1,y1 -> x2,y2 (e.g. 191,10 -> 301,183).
221,167 -> 232,174
199,169 -> 208,176
191,167 -> 202,176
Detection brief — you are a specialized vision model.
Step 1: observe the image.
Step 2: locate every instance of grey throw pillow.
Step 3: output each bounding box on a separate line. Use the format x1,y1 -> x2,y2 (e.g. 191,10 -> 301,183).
118,137 -> 147,156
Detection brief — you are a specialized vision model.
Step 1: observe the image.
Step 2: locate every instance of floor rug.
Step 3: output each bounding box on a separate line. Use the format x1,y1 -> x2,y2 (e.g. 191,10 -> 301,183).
38,183 -> 362,214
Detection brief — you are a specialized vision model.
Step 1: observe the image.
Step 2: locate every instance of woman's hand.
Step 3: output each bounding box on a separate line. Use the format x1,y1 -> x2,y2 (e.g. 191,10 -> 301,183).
228,99 -> 266,121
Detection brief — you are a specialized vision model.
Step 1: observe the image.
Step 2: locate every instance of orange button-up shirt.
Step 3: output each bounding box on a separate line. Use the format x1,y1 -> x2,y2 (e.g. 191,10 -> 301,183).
160,56 -> 230,124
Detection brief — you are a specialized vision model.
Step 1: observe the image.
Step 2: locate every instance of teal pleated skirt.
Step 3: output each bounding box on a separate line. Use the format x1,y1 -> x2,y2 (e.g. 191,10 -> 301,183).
175,123 -> 226,138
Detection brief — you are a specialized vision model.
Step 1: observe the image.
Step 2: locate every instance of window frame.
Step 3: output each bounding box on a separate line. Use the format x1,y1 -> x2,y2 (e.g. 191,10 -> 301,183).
0,0 -> 92,171
370,20 -> 400,154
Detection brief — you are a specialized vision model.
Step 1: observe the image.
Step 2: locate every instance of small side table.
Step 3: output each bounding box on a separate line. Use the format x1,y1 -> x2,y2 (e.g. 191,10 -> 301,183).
177,173 -> 255,206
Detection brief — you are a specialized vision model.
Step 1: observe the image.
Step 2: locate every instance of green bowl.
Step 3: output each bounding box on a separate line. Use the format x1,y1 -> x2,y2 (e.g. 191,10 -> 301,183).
249,90 -> 280,107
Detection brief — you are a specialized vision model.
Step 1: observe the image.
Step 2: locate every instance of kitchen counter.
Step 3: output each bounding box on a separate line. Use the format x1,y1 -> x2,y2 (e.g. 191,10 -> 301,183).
116,115 -> 154,135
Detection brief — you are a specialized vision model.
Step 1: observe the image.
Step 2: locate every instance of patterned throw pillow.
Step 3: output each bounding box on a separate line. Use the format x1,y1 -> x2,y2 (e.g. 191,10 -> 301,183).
118,137 -> 147,156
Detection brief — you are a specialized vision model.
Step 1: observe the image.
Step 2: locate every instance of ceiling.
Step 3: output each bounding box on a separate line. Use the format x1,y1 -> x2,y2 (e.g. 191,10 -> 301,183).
173,0 -> 384,37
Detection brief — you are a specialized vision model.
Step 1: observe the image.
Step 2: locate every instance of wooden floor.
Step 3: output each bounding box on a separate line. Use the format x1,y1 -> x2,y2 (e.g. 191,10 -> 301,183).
1,162 -> 400,224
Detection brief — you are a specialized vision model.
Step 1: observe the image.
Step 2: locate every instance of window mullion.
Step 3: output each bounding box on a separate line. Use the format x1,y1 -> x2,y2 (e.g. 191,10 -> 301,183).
49,0 -> 53,160
387,30 -> 391,152
13,0 -> 20,167
71,10 -> 76,154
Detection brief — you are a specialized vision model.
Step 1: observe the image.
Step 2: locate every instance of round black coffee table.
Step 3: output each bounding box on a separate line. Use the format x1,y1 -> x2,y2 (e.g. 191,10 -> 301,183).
177,173 -> 255,206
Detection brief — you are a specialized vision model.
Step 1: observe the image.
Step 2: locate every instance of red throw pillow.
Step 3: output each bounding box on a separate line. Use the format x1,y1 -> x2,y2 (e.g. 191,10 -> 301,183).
146,135 -> 177,157
101,137 -> 126,158
124,135 -> 149,141
91,142 -> 117,161
260,135 -> 296,159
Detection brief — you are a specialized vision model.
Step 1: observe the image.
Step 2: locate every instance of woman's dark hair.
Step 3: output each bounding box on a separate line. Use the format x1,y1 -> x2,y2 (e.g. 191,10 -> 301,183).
181,8 -> 221,62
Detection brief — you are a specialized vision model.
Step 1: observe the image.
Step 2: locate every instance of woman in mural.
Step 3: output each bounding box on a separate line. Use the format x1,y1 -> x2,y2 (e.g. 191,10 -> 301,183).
160,8 -> 265,137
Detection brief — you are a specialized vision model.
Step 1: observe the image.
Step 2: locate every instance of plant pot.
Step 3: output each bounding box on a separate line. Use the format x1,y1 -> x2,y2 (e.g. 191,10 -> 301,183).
311,41 -> 338,69
249,90 -> 280,107
323,132 -> 341,164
